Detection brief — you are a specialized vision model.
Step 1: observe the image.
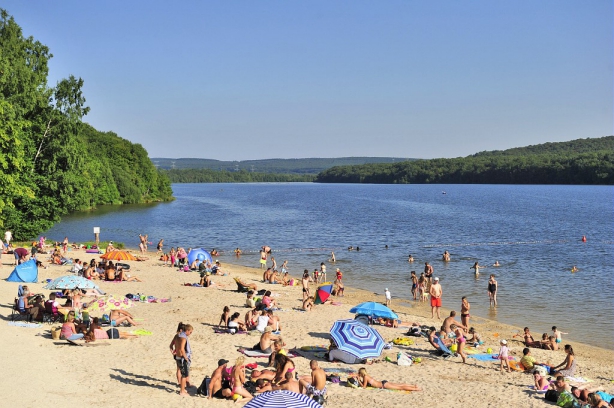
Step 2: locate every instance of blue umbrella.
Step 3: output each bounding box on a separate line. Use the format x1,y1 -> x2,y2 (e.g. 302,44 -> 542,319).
43,275 -> 101,290
349,301 -> 398,320
245,391 -> 322,408
187,248 -> 213,266
330,319 -> 385,359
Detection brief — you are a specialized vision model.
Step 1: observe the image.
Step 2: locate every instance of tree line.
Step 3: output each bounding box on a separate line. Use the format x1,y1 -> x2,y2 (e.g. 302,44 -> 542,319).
315,137 -> 614,185
163,169 -> 315,183
0,10 -> 173,240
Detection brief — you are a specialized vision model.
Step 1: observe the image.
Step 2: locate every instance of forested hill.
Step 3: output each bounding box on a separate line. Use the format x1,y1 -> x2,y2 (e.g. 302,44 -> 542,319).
0,10 -> 173,240
315,137 -> 614,185
152,157 -> 409,174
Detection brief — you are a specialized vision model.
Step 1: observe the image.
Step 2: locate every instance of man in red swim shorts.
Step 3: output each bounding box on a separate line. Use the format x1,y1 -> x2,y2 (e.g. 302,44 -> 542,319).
429,277 -> 443,319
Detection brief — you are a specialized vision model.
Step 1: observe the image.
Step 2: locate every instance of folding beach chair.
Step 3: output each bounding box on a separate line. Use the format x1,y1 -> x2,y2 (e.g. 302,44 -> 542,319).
433,335 -> 455,359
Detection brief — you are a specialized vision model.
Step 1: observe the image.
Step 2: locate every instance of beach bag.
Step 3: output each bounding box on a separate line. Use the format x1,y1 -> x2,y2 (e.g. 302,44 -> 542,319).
397,352 -> 413,366
346,377 -> 360,388
556,391 -> 575,408
545,390 -> 561,402
196,376 -> 210,397
107,328 -> 120,339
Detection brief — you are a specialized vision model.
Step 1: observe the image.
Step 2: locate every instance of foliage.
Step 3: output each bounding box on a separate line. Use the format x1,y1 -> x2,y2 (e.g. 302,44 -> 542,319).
153,157 -> 409,174
0,9 -> 173,240
316,137 -> 614,185
163,168 -> 315,183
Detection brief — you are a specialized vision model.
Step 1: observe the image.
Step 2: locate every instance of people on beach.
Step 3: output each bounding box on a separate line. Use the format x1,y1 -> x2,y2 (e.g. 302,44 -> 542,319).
299,360 -> 327,399
487,274 -> 498,306
552,326 -> 568,344
442,251 -> 450,262
230,356 -> 252,401
332,276 -> 344,297
110,309 -> 138,326
498,339 -> 510,373
208,359 -> 232,400
170,323 -> 192,389
356,367 -> 422,391
302,269 -> 312,301
460,296 -> 471,327
467,327 -> 483,346
218,306 -> 231,327
424,262 -> 433,284
259,250 -> 267,270
410,271 -> 418,300
443,311 -> 466,335
429,277 -> 442,319
173,324 -> 192,396
384,288 -> 391,307
451,324 -> 468,363
519,347 -> 548,372
552,344 -> 577,377
156,239 -> 163,255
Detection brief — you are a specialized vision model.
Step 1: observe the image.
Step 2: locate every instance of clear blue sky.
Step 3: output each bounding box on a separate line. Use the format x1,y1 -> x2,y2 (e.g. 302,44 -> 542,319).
4,1 -> 612,160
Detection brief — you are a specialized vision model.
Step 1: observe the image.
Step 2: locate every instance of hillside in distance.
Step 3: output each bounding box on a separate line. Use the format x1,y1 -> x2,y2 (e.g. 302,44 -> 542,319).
315,136 -> 614,185
152,157 -> 412,174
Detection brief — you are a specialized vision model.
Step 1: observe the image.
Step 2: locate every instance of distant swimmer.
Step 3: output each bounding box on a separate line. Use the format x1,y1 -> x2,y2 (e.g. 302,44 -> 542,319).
234,248 -> 242,256
384,245 -> 388,249
571,266 -> 579,273
442,251 -> 450,262
493,261 -> 500,267
348,246 -> 354,251
408,254 -> 414,263
470,262 -> 484,275
581,236 -> 587,242
442,191 -> 447,195
356,246 -> 360,251
329,251 -> 336,263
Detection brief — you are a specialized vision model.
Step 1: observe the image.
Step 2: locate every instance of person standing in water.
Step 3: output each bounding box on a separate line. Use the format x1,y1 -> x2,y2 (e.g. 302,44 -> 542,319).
487,274 -> 498,306
470,261 -> 484,276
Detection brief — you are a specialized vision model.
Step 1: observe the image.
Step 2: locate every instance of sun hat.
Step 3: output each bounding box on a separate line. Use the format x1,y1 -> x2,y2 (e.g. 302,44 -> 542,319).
434,277 -> 439,281
501,339 -> 507,345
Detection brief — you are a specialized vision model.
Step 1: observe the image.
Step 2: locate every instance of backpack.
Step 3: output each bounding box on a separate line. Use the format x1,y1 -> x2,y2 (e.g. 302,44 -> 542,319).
545,390 -> 561,402
196,376 -> 210,397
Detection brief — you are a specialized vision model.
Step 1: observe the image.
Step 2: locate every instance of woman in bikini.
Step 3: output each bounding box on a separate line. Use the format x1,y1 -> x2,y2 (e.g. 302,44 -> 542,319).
451,324 -> 468,364
460,296 -> 470,328
533,371 -> 549,391
356,367 -> 421,391
253,354 -> 295,389
218,306 -> 230,327
230,356 -> 252,401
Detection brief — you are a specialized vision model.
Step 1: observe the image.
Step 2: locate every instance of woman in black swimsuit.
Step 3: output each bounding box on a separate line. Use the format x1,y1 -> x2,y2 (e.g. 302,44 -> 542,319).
487,274 -> 498,306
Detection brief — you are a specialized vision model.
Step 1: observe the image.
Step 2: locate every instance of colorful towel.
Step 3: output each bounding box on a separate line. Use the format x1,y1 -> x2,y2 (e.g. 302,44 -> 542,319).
130,329 -> 153,336
8,322 -> 43,328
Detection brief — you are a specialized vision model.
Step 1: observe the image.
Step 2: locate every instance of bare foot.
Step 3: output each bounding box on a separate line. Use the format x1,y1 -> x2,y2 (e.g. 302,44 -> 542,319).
179,391 -> 189,396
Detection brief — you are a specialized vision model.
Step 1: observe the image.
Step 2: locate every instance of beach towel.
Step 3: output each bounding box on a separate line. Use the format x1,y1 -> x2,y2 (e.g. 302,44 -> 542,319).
239,348 -> 298,358
130,329 -> 153,336
564,376 -> 591,383
467,353 -> 516,362
8,322 -> 43,329
300,346 -> 329,352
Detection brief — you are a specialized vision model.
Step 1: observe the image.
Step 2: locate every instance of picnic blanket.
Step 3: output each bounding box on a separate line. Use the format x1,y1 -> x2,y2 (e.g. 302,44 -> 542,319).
467,353 -> 515,361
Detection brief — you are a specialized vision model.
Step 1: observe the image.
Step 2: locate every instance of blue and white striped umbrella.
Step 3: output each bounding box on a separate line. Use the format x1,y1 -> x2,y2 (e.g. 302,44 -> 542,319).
43,275 -> 101,290
330,318 -> 385,359
245,391 -> 322,408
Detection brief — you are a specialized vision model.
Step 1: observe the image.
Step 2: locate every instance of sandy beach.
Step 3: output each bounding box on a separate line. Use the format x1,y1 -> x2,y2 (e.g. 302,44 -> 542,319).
2,249 -> 613,407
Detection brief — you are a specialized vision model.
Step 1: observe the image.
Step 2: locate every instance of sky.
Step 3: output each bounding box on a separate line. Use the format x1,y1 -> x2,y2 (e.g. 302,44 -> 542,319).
3,1 -> 612,161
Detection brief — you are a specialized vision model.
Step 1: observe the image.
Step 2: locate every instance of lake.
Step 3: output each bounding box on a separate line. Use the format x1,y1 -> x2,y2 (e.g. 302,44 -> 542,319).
44,183 -> 614,348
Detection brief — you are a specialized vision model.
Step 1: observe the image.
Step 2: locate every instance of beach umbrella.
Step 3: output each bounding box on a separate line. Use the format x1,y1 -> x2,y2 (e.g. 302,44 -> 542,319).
314,282 -> 333,305
245,390 -> 322,408
100,250 -> 137,261
187,248 -> 212,266
44,275 -> 101,291
329,319 -> 385,359
86,295 -> 135,313
349,302 -> 398,320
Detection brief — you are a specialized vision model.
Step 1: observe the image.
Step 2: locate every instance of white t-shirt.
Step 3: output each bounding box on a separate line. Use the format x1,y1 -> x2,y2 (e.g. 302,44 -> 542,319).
255,315 -> 269,332
4,231 -> 11,243
385,290 -> 391,300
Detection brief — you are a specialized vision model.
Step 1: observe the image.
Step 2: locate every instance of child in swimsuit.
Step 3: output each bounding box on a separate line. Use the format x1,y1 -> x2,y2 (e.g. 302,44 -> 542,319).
498,339 -> 510,373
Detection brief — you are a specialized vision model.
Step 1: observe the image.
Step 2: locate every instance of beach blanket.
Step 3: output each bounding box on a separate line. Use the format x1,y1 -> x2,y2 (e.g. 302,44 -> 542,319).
467,353 -> 514,361
8,322 -> 43,329
565,376 -> 591,383
130,329 -> 152,336
239,348 -> 298,358
323,368 -> 356,373
300,346 -> 328,352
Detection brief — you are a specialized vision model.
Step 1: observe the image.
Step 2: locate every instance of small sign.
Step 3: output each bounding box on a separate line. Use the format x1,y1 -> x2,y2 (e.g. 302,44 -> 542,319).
93,227 -> 100,233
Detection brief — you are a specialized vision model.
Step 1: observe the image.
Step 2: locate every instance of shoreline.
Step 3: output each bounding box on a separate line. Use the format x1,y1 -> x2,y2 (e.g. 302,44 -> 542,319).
2,247 -> 613,406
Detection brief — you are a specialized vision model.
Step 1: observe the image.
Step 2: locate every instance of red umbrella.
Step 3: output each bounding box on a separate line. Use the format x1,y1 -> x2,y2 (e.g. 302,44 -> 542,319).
315,282 -> 333,304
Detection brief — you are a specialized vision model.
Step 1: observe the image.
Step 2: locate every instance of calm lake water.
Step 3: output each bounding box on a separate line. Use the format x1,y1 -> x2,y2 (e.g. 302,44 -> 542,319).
44,183 -> 614,348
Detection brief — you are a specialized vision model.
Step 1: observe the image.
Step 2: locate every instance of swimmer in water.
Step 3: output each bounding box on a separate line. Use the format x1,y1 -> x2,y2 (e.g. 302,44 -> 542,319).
408,254 -> 414,263
329,251 -> 335,263
493,261 -> 500,267
470,262 -> 484,275
571,266 -> 578,273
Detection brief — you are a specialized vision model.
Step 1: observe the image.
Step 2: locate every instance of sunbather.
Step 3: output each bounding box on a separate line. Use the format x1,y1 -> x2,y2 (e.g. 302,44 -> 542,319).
109,309 -> 137,326
61,311 -> 85,340
356,367 -> 421,391
228,312 -> 246,333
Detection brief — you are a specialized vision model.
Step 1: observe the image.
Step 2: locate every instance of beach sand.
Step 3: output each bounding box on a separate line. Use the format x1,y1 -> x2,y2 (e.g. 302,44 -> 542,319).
2,249 -> 612,407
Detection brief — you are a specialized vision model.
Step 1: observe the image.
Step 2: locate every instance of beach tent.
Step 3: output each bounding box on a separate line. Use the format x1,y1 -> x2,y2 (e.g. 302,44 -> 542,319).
187,248 -> 213,266
6,259 -> 38,283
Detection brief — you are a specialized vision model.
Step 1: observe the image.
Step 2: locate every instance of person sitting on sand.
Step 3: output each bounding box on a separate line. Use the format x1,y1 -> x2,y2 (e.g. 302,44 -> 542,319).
116,269 -> 143,282
245,291 -> 256,308
552,344 -> 577,377
261,291 -> 277,308
548,335 -> 559,351
105,262 -> 117,281
467,327 -> 483,346
244,308 -> 259,330
262,267 -> 272,282
299,360 -> 328,399
302,296 -> 314,311
253,326 -> 280,353
519,348 -> 549,372
332,277 -> 344,296
230,356 -> 252,401
105,241 -> 115,253
267,339 -> 287,367
253,354 -> 295,388
208,359 -> 232,400
514,327 -> 540,348
236,277 -> 258,292
61,311 -> 86,340
199,271 -> 212,287
110,309 -> 137,326
586,393 -> 611,408
17,289 -> 41,320
228,312 -> 246,333
356,367 -> 422,391
268,269 -> 280,284
266,310 -> 282,332
550,376 -> 571,393
533,371 -> 550,391
428,327 -> 453,350
218,306 -> 231,327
